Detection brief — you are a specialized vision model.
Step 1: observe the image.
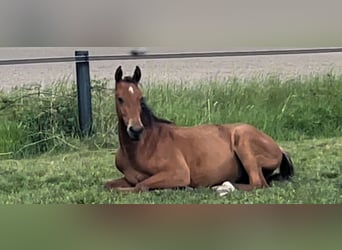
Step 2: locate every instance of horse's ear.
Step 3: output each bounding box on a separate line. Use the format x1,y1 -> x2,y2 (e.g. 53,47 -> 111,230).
115,66 -> 123,83
132,66 -> 141,84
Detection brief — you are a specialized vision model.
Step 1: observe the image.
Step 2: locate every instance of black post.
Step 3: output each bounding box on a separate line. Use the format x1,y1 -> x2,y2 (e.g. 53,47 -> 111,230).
75,51 -> 93,137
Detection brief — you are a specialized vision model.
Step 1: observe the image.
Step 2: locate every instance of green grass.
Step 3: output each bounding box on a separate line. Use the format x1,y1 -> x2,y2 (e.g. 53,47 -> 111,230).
0,74 -> 342,158
0,74 -> 341,203
0,137 -> 340,204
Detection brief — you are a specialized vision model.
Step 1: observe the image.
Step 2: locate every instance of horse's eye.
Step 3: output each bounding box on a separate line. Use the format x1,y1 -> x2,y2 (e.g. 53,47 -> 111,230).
118,97 -> 124,104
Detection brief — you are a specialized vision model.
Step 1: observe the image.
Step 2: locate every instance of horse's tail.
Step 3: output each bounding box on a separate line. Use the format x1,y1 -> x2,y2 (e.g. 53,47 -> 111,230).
268,149 -> 295,183
279,150 -> 295,179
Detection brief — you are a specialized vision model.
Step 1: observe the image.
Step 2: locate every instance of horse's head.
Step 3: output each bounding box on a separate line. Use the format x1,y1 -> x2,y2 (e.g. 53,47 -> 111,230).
115,66 -> 144,141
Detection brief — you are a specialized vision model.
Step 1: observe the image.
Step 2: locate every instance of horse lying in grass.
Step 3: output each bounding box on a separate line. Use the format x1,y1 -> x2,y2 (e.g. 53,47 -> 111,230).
105,66 -> 294,195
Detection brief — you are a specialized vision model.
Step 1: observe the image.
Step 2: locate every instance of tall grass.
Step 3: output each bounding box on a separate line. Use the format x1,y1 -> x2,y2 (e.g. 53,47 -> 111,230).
147,74 -> 342,139
0,74 -> 341,158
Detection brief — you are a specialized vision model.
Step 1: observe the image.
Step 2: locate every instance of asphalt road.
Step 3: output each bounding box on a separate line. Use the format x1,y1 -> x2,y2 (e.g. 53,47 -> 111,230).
1,47 -> 342,90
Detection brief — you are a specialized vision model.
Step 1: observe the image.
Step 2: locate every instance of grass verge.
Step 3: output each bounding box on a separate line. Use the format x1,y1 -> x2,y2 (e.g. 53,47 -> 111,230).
0,137 -> 340,204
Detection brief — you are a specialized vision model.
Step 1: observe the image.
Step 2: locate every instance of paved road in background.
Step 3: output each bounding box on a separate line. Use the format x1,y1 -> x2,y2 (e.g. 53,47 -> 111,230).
1,47 -> 342,90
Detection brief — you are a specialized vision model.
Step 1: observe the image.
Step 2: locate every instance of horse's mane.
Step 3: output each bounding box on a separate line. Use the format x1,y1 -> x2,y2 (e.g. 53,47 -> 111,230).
141,99 -> 174,127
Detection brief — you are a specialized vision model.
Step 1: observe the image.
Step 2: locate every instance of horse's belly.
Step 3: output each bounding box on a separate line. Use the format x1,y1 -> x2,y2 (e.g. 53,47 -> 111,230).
189,155 -> 239,188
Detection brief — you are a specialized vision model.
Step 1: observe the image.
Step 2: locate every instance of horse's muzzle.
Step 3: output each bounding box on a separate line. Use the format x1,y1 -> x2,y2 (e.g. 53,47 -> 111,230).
127,125 -> 144,141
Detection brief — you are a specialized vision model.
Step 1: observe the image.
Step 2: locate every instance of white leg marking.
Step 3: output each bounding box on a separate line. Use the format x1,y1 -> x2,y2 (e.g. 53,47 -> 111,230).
212,181 -> 236,197
128,86 -> 134,94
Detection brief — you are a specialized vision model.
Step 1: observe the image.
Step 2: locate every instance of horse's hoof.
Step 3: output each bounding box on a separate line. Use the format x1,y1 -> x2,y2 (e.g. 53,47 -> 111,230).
116,187 -> 136,192
104,181 -> 114,190
134,184 -> 149,192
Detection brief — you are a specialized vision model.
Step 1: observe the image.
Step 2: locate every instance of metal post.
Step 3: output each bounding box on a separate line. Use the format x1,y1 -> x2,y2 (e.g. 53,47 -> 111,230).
75,51 -> 93,137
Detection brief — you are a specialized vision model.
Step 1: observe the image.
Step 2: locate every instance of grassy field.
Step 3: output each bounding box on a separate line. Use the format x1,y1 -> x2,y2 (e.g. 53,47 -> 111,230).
0,74 -> 341,203
0,137 -> 340,204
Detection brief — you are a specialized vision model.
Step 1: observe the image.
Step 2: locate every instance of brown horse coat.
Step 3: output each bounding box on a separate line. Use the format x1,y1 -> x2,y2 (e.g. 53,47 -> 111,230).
105,66 -> 294,193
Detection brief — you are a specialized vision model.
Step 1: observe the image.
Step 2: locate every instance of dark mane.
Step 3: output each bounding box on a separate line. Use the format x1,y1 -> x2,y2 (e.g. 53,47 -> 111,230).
141,99 -> 174,127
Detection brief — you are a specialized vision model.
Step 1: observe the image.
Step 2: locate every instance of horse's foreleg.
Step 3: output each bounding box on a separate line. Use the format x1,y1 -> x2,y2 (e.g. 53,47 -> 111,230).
104,177 -> 133,190
105,165 -> 150,191
134,168 -> 191,192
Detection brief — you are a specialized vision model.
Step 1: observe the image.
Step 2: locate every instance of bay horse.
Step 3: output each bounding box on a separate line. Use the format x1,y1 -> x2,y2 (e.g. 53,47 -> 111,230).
104,66 -> 294,194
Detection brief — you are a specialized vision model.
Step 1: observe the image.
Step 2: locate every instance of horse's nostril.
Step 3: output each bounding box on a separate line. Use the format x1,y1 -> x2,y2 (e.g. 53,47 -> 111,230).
135,127 -> 144,133
130,126 -> 144,134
